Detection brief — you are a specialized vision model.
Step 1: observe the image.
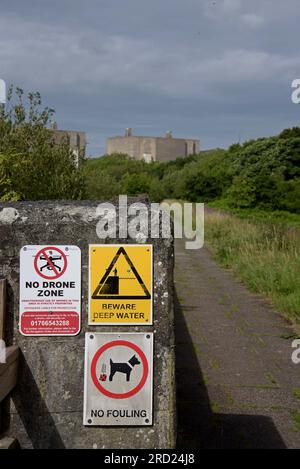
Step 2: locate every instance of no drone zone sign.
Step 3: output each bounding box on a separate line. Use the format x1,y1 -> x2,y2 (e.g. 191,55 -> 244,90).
89,244 -> 153,325
83,332 -> 153,426
19,245 -> 81,336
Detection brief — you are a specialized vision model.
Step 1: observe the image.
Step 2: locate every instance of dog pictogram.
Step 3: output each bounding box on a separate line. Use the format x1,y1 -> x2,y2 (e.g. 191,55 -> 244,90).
109,354 -> 141,382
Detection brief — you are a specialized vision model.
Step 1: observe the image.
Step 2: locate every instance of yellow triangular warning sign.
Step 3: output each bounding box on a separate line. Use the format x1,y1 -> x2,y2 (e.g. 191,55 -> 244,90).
92,247 -> 151,300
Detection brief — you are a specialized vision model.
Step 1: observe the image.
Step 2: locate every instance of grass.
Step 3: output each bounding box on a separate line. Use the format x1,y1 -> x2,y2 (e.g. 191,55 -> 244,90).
292,411 -> 300,432
208,199 -> 300,231
205,211 -> 300,323
265,372 -> 278,387
164,198 -> 300,324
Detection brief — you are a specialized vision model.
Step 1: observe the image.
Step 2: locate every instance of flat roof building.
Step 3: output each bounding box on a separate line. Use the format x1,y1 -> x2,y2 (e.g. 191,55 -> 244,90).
106,129 -> 200,163
49,121 -> 86,165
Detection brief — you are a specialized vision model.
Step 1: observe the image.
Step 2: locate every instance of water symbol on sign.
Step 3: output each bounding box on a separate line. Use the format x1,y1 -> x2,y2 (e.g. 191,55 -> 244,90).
92,247 -> 151,300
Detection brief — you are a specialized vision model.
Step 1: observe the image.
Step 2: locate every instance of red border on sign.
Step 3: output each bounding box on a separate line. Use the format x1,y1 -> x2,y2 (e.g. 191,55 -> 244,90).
34,246 -> 67,280
91,340 -> 149,399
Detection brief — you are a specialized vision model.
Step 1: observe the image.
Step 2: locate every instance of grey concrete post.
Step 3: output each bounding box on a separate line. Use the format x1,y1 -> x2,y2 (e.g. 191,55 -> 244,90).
0,200 -> 176,449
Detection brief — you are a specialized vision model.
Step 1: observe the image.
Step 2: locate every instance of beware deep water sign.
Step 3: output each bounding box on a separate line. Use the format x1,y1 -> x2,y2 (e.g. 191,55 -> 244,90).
19,245 -> 81,336
83,332 -> 153,426
89,245 -> 153,325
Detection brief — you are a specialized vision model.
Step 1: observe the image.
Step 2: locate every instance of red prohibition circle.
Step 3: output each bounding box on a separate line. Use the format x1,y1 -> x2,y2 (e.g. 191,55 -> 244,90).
91,340 -> 149,399
34,246 -> 67,280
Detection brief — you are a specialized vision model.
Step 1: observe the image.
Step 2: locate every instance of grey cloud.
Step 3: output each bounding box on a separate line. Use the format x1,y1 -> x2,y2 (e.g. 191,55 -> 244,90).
1,0 -> 300,155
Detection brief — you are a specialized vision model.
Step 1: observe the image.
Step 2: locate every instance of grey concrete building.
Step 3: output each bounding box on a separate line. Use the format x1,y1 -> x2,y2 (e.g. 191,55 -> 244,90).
49,121 -> 86,165
106,128 -> 200,163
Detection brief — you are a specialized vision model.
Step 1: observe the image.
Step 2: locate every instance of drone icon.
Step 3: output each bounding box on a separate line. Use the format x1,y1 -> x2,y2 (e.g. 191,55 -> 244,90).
39,253 -> 62,272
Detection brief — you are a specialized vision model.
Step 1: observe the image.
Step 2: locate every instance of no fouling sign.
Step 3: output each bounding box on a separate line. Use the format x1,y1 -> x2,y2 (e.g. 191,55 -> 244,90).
19,245 -> 81,336
84,333 -> 153,426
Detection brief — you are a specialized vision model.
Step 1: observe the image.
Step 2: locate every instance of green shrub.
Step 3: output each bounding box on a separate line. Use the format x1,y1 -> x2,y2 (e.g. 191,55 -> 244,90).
0,86 -> 84,200
82,128 -> 300,213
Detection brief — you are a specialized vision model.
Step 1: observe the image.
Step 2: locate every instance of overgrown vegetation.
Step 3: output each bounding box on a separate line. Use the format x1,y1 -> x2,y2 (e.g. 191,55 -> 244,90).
2,86 -> 300,216
0,86 -> 84,201
205,212 -> 300,321
83,127 -> 300,217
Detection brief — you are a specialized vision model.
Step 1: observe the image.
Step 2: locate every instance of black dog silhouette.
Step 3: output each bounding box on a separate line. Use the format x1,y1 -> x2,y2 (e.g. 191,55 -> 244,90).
109,355 -> 140,382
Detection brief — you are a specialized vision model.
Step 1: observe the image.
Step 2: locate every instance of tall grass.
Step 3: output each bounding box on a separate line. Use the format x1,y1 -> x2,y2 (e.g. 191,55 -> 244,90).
205,213 -> 300,322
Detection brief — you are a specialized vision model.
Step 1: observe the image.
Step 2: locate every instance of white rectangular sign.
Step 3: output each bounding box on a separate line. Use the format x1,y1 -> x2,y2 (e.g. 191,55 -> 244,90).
19,245 -> 81,336
83,332 -> 153,426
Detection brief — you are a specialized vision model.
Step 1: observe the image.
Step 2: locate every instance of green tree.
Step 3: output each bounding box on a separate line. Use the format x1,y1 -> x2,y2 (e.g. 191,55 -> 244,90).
0,86 -> 84,200
120,172 -> 151,195
226,175 -> 257,208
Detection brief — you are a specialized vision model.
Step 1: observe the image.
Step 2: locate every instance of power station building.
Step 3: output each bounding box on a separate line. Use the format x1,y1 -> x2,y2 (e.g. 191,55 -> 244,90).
49,121 -> 86,165
106,129 -> 200,163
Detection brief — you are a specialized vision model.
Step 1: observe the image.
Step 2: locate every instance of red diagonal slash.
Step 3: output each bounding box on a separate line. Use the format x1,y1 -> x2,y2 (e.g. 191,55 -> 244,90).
40,248 -> 60,277
34,246 -> 67,280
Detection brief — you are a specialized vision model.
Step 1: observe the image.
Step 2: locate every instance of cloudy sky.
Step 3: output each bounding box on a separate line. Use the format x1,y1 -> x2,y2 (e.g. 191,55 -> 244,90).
1,0 -> 300,155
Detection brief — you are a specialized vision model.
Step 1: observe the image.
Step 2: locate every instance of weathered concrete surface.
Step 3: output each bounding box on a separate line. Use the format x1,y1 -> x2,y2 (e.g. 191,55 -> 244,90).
175,237 -> 300,449
0,200 -> 176,449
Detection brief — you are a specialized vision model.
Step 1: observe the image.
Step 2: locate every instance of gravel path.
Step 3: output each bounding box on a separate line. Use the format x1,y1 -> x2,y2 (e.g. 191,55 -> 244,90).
174,237 -> 300,449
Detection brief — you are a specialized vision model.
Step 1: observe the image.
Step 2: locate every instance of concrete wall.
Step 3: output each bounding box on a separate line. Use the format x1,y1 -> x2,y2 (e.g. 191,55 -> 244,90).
155,137 -> 186,162
185,139 -> 200,155
106,136 -> 156,162
0,200 -> 176,449
106,135 -> 200,162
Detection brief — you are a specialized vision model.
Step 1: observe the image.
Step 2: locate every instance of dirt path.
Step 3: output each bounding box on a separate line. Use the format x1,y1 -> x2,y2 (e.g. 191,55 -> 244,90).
174,237 -> 300,449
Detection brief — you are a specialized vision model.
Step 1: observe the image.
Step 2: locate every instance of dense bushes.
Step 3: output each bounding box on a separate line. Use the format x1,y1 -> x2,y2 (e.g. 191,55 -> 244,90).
83,128 -> 300,214
225,135 -> 300,211
0,87 -> 84,201
82,149 -> 231,203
